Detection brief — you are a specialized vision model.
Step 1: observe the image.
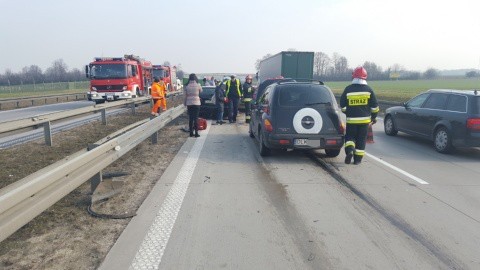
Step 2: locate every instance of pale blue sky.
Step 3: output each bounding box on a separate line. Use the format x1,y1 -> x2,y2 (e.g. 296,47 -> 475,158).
1,0 -> 479,74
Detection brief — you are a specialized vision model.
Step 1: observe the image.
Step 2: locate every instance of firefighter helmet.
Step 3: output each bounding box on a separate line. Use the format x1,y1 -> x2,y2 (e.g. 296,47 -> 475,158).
352,67 -> 367,80
154,77 -> 160,82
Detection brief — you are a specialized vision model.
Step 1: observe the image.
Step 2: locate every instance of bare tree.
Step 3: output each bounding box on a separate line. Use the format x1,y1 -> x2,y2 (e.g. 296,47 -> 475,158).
45,59 -> 68,82
255,53 -> 272,71
423,68 -> 439,79
314,52 -> 330,76
21,65 -> 44,84
363,61 -> 383,80
176,64 -> 184,79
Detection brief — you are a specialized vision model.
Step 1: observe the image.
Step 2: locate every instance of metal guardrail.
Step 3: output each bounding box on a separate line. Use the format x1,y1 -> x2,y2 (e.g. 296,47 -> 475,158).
0,93 -> 88,110
0,105 -> 186,242
0,91 -> 183,146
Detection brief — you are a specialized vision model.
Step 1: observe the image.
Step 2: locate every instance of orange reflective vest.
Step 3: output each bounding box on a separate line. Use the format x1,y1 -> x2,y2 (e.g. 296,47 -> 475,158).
151,81 -> 166,99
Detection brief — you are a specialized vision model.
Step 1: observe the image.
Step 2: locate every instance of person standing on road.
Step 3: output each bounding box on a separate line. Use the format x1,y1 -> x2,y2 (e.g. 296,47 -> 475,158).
225,74 -> 243,123
184,73 -> 203,137
214,79 -> 226,125
242,74 -> 255,123
340,67 -> 379,165
151,77 -> 167,116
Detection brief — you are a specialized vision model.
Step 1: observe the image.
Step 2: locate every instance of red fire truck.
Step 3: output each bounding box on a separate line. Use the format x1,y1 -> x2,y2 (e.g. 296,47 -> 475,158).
152,65 -> 177,92
85,55 -> 153,104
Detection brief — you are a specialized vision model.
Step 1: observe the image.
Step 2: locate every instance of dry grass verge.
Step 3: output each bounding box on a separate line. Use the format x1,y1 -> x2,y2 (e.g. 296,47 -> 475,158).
0,102 -> 189,269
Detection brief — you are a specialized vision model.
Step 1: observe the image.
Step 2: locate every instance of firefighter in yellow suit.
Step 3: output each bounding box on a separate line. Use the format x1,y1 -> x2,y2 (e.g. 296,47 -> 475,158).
151,77 -> 167,116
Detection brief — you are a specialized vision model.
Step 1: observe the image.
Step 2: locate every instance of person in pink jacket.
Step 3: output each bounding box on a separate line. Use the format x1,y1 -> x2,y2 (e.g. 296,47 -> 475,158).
184,73 -> 203,137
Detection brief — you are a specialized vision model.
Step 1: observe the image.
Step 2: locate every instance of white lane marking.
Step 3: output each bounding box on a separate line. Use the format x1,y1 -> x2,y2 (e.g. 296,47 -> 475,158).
365,153 -> 429,185
129,121 -> 211,270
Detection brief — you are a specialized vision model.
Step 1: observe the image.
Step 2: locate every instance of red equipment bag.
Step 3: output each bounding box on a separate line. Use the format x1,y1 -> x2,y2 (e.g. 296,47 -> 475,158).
197,117 -> 207,130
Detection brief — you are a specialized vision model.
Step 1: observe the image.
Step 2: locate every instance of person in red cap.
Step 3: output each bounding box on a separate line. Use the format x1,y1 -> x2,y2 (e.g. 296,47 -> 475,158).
340,66 -> 379,165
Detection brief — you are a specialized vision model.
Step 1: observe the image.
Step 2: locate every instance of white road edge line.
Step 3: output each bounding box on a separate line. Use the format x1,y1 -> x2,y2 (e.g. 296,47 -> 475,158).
365,153 -> 429,185
129,121 -> 211,270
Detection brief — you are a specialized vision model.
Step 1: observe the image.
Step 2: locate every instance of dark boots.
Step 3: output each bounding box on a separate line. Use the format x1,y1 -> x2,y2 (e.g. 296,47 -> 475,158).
353,155 -> 363,165
345,147 -> 363,165
344,146 -> 354,164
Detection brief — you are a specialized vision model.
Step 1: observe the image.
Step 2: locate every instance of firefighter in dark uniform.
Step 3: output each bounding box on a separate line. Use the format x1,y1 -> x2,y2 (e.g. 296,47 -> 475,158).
242,74 -> 255,123
225,74 -> 243,123
340,66 -> 379,165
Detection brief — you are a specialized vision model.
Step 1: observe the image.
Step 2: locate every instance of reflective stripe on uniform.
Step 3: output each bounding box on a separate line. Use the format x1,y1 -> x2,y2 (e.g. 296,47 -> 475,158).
346,116 -> 371,124
246,115 -> 251,119
346,92 -> 371,97
371,106 -> 380,113
345,141 -> 355,148
354,149 -> 365,156
243,98 -> 252,102
341,107 -> 346,112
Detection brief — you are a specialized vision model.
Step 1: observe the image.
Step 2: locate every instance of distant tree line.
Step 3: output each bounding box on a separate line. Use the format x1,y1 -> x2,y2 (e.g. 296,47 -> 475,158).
256,51 -> 480,81
0,59 -> 85,86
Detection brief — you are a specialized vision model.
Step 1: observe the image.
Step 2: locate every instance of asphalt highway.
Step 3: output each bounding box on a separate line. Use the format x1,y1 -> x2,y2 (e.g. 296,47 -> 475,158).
0,100 -> 95,122
101,117 -> 480,270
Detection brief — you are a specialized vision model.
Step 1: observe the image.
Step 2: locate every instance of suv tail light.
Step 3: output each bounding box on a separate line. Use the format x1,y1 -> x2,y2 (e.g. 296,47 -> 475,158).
264,119 -> 273,132
339,120 -> 345,134
467,118 -> 480,131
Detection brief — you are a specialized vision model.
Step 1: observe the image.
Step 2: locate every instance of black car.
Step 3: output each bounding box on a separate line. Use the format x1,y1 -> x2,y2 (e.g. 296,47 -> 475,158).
199,86 -> 229,119
384,89 -> 480,153
249,80 -> 345,156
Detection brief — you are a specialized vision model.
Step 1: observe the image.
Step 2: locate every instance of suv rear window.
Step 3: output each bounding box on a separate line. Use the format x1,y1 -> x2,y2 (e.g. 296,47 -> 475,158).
423,93 -> 448,110
445,94 -> 467,112
276,85 -> 333,107
473,96 -> 480,114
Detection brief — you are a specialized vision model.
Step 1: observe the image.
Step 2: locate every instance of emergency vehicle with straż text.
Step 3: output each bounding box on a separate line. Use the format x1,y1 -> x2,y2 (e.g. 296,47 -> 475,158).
85,55 -> 153,104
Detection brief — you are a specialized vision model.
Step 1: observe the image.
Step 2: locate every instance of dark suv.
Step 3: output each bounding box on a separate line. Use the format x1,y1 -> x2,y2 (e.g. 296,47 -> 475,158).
249,80 -> 345,156
384,89 -> 480,153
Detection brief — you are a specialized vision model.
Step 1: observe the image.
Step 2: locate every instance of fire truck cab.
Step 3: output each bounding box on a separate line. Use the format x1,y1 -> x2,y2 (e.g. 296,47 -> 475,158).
85,55 -> 153,104
152,65 -> 177,92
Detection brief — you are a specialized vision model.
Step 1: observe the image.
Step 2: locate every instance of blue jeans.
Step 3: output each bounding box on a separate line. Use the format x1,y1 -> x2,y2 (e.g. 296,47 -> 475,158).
228,97 -> 239,122
216,103 -> 224,122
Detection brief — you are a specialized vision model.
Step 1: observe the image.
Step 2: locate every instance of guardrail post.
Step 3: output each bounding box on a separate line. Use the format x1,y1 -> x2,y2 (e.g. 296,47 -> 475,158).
101,109 -> 107,125
31,100 -> 34,106
150,115 -> 158,144
131,102 -> 136,115
16,101 -> 20,108
43,121 -> 52,146
87,144 -> 103,194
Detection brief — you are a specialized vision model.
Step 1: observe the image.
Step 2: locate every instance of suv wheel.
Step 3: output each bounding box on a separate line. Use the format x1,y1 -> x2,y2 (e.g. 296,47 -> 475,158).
325,149 -> 341,157
384,115 -> 398,136
434,127 -> 453,153
259,132 -> 270,156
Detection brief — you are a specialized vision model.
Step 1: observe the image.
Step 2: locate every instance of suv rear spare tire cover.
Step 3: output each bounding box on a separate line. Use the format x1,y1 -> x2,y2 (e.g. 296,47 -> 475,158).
293,108 -> 323,134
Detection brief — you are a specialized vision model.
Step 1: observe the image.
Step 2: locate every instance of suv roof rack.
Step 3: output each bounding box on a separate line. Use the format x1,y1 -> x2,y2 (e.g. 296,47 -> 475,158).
277,79 -> 324,85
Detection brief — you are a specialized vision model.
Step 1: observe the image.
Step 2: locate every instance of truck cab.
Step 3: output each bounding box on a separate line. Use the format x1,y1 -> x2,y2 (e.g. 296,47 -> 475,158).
86,55 -> 152,104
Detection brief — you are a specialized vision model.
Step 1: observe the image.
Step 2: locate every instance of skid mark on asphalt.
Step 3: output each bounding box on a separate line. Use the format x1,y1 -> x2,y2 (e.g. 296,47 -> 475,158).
308,152 -> 464,270
241,127 -> 332,270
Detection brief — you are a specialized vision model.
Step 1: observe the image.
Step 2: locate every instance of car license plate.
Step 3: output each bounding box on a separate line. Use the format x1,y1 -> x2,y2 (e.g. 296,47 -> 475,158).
294,139 -> 307,146
106,94 -> 114,101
